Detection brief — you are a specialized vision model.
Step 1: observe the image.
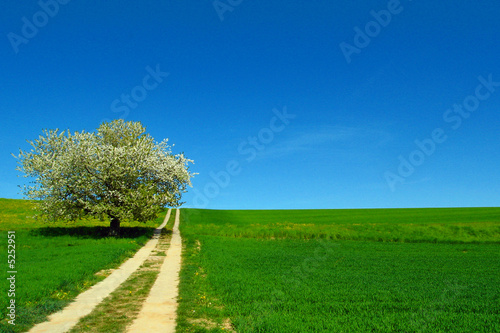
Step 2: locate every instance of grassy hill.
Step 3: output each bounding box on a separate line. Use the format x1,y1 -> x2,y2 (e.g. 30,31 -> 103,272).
0,198 -> 164,333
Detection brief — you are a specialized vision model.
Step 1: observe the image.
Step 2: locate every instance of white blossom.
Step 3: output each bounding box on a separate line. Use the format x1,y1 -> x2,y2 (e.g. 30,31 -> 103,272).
15,120 -> 195,227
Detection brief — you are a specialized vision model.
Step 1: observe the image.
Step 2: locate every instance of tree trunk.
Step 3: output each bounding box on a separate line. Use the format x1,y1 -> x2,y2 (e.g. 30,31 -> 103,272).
109,217 -> 121,237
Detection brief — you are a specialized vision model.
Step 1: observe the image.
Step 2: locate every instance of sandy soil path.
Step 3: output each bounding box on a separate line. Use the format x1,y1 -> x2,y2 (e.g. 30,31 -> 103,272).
28,209 -> 173,333
127,208 -> 182,333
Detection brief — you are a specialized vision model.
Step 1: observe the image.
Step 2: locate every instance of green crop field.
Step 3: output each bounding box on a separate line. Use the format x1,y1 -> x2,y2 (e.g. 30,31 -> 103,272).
0,198 -> 164,333
180,208 -> 500,243
178,208 -> 500,332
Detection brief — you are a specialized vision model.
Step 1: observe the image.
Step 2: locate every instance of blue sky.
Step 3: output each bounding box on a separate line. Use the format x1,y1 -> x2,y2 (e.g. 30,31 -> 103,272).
1,0 -> 499,209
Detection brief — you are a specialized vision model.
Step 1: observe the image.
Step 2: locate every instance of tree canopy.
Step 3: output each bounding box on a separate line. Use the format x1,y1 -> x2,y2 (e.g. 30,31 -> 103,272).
15,120 -> 194,235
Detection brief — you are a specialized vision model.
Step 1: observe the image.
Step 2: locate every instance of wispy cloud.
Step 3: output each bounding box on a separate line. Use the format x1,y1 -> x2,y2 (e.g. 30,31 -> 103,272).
256,125 -> 392,160
403,177 -> 432,186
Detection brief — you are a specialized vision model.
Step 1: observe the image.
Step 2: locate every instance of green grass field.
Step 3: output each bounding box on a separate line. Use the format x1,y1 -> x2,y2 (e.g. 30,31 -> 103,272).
178,208 -> 500,332
1,200 -> 499,332
0,198 -> 164,333
180,208 -> 500,243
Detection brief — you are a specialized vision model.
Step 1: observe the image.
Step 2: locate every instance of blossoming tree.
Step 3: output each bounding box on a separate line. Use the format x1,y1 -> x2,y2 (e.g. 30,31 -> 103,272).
15,120 -> 194,236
